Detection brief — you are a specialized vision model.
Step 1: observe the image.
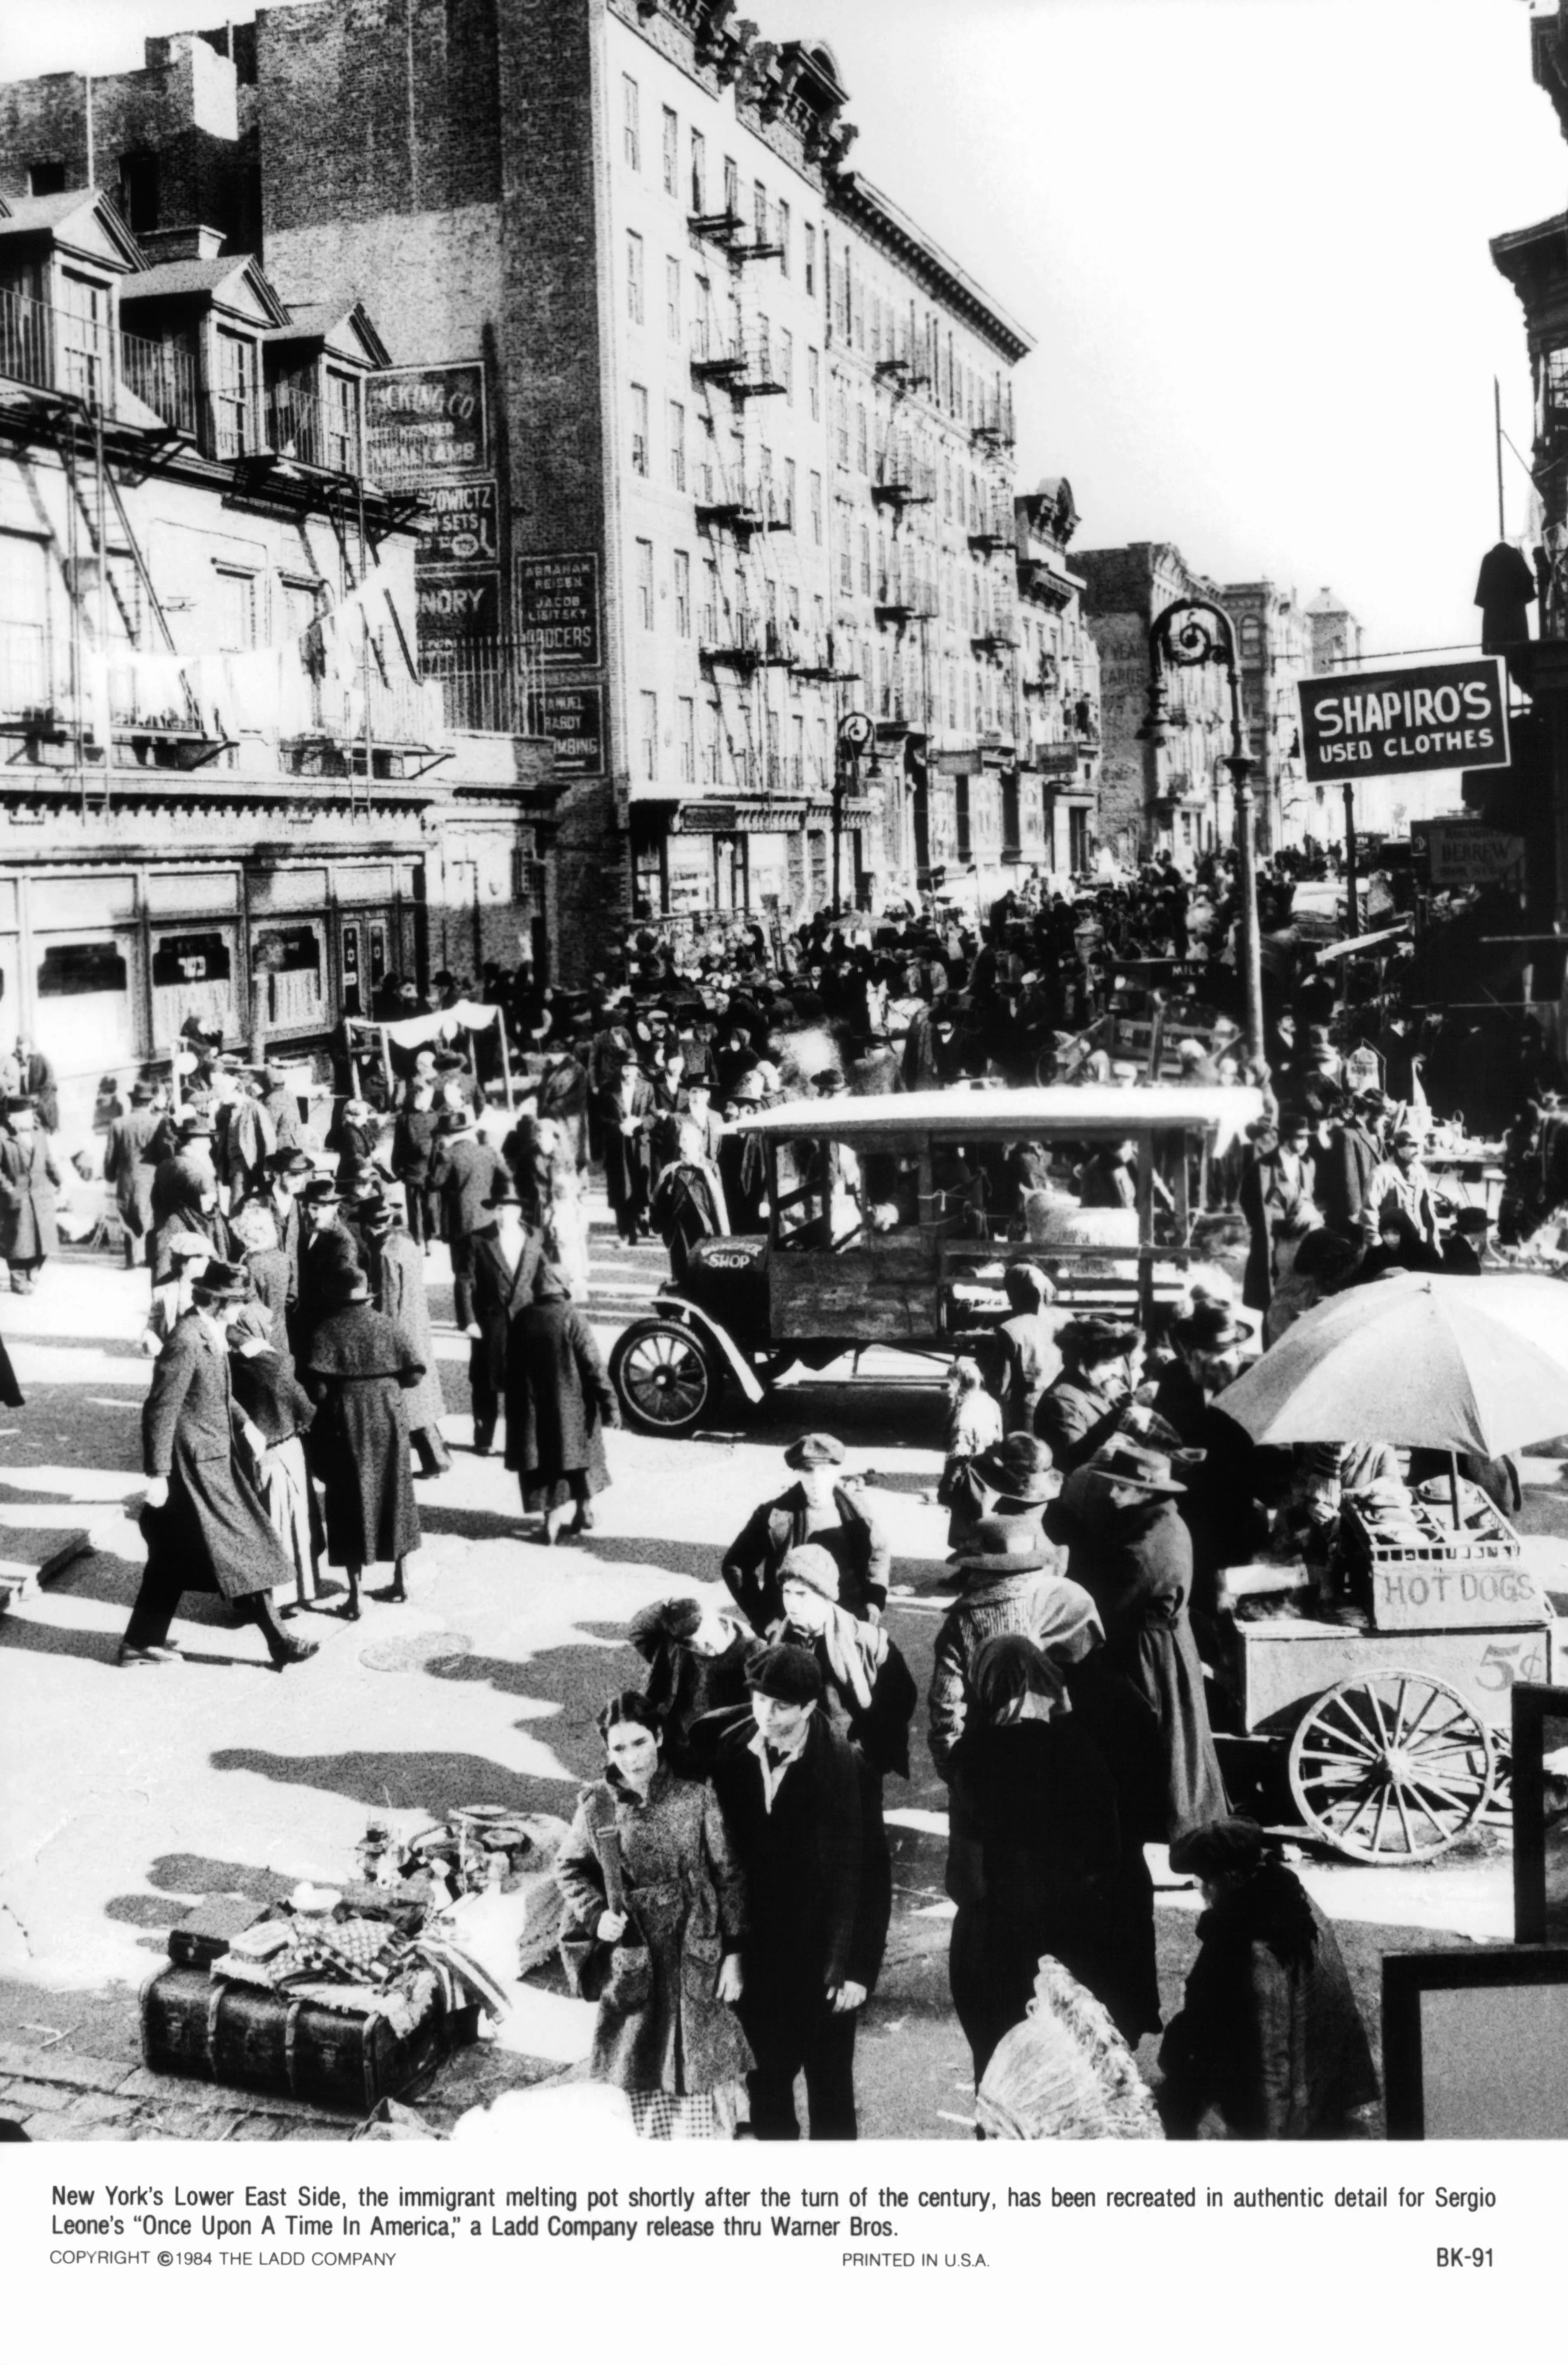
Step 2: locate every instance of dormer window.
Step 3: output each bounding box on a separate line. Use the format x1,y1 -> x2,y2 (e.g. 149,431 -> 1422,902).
211,326 -> 260,457
58,272 -> 110,406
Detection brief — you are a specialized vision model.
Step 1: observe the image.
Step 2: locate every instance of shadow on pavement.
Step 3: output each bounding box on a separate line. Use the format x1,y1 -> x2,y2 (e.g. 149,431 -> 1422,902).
209,1744 -> 581,1818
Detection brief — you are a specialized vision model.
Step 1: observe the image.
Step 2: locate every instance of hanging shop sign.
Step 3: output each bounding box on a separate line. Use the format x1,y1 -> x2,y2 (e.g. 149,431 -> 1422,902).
529,683 -> 604,777
417,479 -> 500,571
364,361 -> 489,487
516,553 -> 602,671
1413,818 -> 1527,887
1297,657 -> 1510,784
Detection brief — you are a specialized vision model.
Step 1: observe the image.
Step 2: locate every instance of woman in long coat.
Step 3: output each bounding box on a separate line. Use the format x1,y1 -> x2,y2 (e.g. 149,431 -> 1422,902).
949,1634 -> 1160,2077
227,1303 -> 323,1611
1045,1442 -> 1229,1839
556,1688 -> 752,2139
359,1194 -> 452,1476
0,1101 -> 62,1292
301,1265 -> 424,1618
118,1261 -> 317,1671
506,1263 -> 619,1544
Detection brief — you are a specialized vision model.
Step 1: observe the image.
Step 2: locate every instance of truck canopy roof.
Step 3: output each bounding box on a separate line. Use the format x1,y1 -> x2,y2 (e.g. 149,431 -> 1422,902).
736,1084 -> 1266,1147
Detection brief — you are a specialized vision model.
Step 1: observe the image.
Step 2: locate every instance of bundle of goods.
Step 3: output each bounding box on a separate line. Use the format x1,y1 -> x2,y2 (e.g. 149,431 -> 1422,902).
141,1807 -> 569,2111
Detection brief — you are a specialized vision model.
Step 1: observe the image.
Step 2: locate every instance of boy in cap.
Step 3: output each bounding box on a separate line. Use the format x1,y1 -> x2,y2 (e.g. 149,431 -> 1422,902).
722,1434 -> 890,1631
710,1643 -> 878,2141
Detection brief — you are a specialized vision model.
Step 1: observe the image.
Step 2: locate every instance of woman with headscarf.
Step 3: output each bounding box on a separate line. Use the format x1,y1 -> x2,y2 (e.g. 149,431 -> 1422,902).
949,1635 -> 1161,2075
507,1262 -> 620,1545
555,1688 -> 752,2139
1045,1442 -> 1229,1840
226,1301 -> 323,1613
1157,1816 -> 1378,2140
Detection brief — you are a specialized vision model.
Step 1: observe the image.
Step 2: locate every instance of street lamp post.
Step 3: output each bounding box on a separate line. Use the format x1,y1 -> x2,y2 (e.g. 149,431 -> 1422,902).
1141,597 -> 1266,1068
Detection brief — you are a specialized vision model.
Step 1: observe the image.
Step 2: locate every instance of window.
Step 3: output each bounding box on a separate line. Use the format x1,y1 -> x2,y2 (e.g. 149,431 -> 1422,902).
627,231 -> 644,324
777,198 -> 791,276
622,76 -> 641,172
723,156 -> 740,220
117,151 -> 159,233
754,180 -> 768,242
808,347 -> 820,420
791,714 -> 804,791
57,272 -> 110,408
859,523 -> 871,597
947,663 -> 958,730
855,403 -> 868,475
760,444 -> 773,497
638,691 -> 658,779
701,558 -> 720,643
664,256 -> 681,342
324,369 -> 359,474
27,160 -> 66,196
662,106 -> 678,196
668,400 -> 685,490
835,384 -> 849,469
674,550 -> 691,637
630,384 -> 649,475
635,539 -> 654,630
784,458 -> 797,530
214,566 -> 258,652
677,696 -> 695,784
809,472 -> 823,547
781,327 -> 793,403
0,532 -> 51,714
804,223 -> 816,296
690,129 -> 706,213
839,536 -> 853,596
704,701 -> 722,785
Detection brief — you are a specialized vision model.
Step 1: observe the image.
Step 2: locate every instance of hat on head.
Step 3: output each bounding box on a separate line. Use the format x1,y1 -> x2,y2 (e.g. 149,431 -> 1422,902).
728,1072 -> 768,1104
744,1643 -> 824,1707
972,1431 -> 1056,1504
1096,1440 -> 1187,1496
947,1513 -> 1054,1577
1168,1816 -> 1270,1883
1057,1314 -> 1138,1363
778,1543 -> 841,1602
302,1178 -> 342,1207
483,1173 -> 524,1209
1172,1302 -> 1248,1356
324,1263 -> 370,1306
1393,1125 -> 1423,1148
1454,1208 -> 1491,1236
177,1109 -> 215,1138
785,1432 -> 845,1471
164,1229 -> 213,1266
359,1194 -> 394,1231
191,1257 -> 250,1305
268,1147 -> 314,1177
131,1078 -> 155,1104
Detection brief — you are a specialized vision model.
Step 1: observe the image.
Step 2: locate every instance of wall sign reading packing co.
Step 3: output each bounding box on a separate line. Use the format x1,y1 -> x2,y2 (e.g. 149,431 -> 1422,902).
1297,656 -> 1511,783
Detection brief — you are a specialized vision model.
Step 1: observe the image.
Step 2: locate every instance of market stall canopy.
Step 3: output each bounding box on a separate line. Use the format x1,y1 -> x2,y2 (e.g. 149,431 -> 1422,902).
351,1001 -> 502,1049
1313,920 -> 1412,965
738,1083 -> 1265,1152
1214,1271 -> 1568,1455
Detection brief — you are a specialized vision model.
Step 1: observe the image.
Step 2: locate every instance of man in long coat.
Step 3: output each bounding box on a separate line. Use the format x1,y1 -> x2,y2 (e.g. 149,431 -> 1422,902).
392,1052 -> 444,1249
301,1263 -> 423,1618
359,1192 -> 451,1476
118,1259 -> 318,1669
0,1100 -> 62,1292
506,1263 -> 619,1543
262,1147 -> 312,1309
103,1079 -> 162,1268
429,1104 -> 500,1330
469,1173 -> 543,1456
291,1178 -> 363,1356
597,1059 -> 657,1245
14,1036 -> 60,1134
710,1644 -> 879,2142
722,1434 -> 890,1629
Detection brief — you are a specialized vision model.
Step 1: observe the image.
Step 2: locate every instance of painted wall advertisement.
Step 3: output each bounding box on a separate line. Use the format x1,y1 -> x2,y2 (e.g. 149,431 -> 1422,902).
416,479 -> 499,570
1297,657 -> 1511,783
516,553 -> 602,671
529,683 -> 605,777
364,361 -> 490,488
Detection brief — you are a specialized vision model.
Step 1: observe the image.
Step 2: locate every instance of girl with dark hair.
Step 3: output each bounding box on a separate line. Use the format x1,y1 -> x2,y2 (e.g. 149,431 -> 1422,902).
555,1690 -> 752,2139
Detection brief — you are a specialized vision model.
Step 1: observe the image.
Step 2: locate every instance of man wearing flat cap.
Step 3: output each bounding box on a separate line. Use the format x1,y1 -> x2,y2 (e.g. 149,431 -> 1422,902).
710,1643 -> 878,2140
722,1434 -> 890,1632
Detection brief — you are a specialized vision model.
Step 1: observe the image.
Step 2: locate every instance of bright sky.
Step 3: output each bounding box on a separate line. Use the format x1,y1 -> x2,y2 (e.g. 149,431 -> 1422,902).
6,0 -> 1567,658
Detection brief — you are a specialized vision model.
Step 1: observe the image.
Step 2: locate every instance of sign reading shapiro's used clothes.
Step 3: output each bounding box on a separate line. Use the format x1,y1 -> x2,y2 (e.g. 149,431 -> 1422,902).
364,362 -> 489,487
516,553 -> 602,670
1297,658 -> 1510,783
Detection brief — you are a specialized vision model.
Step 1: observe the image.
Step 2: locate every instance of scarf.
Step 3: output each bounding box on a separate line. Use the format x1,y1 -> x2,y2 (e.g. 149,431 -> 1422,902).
775,1606 -> 887,1713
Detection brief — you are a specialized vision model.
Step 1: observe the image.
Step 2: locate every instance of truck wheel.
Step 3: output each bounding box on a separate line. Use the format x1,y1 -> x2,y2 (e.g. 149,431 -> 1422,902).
611,1320 -> 719,1438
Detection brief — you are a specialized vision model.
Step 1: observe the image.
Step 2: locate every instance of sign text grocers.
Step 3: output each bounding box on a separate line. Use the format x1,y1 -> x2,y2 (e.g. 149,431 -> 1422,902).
364,361 -> 490,489
516,553 -> 602,673
1297,657 -> 1511,784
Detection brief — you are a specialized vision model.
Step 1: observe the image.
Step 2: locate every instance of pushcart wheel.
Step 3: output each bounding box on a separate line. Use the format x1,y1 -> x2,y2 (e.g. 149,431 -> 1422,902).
1286,1670 -> 1494,1862
610,1319 -> 718,1438
1478,1727 -> 1513,1826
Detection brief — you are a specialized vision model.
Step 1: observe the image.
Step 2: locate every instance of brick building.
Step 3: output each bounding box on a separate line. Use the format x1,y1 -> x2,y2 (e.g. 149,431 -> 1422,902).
1218,579 -> 1320,853
0,181 -> 550,1132
0,4 -> 1073,962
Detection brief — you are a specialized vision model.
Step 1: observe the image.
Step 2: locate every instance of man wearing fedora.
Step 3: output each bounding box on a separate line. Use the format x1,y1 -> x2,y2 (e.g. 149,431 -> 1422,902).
291,1178 -> 364,1355
103,1078 -> 163,1269
710,1643 -> 878,2141
359,1193 -> 451,1478
723,1434 -> 890,1632
1046,1442 -> 1229,1838
119,1258 -> 319,1670
468,1170 -> 544,1456
429,1102 -> 501,1334
1322,1087 -> 1388,1243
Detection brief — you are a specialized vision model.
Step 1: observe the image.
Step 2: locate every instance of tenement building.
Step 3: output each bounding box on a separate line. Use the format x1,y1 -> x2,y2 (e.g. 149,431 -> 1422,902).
0,180 -> 550,1127
0,4 -> 1079,962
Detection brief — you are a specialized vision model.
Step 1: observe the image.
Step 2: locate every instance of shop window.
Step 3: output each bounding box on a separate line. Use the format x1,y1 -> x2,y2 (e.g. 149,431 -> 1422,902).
37,941 -> 128,998
153,929 -> 236,1040
252,924 -> 326,1029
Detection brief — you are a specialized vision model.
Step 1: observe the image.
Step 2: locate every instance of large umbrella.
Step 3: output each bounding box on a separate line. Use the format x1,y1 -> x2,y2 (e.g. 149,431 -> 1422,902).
1213,1271 -> 1568,1456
